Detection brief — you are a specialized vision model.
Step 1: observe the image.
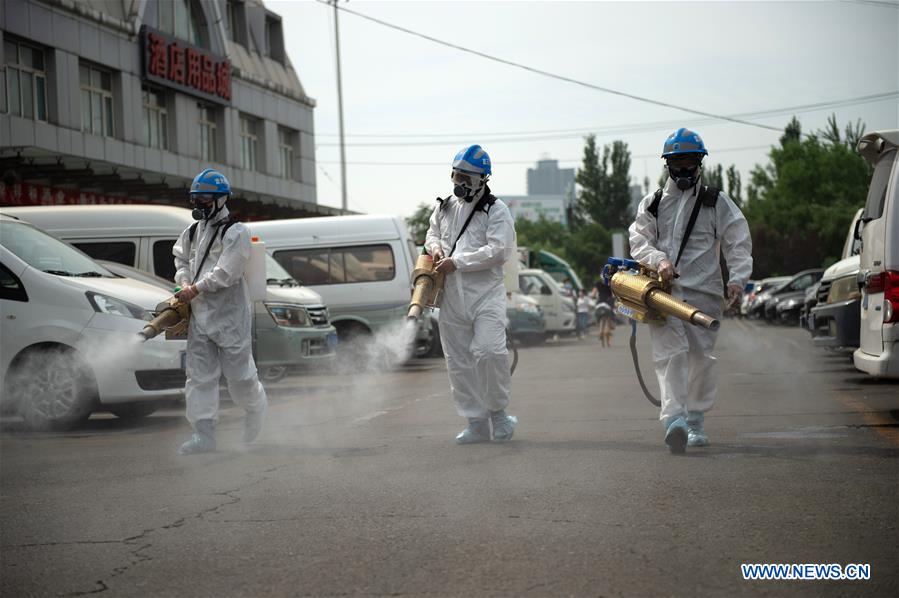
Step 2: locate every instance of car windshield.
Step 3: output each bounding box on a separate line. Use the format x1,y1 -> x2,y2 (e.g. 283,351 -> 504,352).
265,253 -> 298,286
0,220 -> 114,277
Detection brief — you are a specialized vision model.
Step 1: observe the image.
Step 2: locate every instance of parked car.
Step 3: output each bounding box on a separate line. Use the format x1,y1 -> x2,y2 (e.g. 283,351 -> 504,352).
798,281 -> 821,331
747,276 -> 792,318
2,205 -> 338,378
518,268 -> 576,337
248,215 -> 432,356
762,269 -> 824,322
853,129 -> 899,378
774,288 -> 811,325
808,208 -> 864,350
0,213 -> 186,429
507,291 -> 546,345
739,280 -> 759,317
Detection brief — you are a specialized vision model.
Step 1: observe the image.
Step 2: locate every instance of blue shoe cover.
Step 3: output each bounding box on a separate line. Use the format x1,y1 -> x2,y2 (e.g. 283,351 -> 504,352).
178,420 -> 216,455
491,410 -> 518,442
687,411 -> 709,447
664,416 -> 688,454
456,419 -> 490,444
243,407 -> 265,443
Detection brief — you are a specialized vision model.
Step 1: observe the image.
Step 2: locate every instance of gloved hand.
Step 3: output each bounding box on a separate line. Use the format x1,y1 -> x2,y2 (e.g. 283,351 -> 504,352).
176,284 -> 200,303
658,259 -> 676,282
430,246 -> 445,261
726,283 -> 743,309
436,257 -> 457,274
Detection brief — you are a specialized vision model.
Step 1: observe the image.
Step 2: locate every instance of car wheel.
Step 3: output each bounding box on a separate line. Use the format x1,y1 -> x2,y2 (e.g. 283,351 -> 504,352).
260,366 -> 288,384
11,347 -> 97,430
107,401 -> 159,420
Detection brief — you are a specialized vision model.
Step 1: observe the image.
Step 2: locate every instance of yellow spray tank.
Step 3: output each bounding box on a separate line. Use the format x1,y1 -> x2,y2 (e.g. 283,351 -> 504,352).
138,296 -> 191,341
407,253 -> 446,320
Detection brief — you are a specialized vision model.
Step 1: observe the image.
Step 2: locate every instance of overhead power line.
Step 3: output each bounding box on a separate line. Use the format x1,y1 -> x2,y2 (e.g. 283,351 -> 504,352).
317,143 -> 776,166
316,91 -> 899,147
314,0 -> 788,134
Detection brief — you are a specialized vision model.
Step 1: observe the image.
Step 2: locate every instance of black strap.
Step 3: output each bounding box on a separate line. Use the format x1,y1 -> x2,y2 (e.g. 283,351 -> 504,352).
674,186 -> 719,267
448,193 -> 496,257
188,217 -> 240,284
648,188 -> 663,218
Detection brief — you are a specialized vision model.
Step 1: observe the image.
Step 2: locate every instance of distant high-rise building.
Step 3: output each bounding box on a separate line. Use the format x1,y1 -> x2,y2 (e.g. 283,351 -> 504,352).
527,159 -> 575,197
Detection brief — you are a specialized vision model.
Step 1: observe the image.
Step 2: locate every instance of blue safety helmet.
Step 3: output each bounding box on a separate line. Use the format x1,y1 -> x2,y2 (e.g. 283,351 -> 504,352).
452,145 -> 492,177
189,168 -> 231,196
661,128 -> 708,159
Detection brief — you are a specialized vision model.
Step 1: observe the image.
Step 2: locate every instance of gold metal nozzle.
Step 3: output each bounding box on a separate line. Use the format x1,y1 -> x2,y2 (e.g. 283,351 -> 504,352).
407,254 -> 445,319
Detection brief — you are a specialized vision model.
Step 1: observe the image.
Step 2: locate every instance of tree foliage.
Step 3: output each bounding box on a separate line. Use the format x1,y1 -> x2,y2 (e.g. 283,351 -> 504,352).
575,135 -> 633,229
406,202 -> 433,245
744,115 -> 870,276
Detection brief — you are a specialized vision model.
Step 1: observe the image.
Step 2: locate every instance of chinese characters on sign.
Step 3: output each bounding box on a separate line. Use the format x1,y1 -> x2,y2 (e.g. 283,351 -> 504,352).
141,26 -> 231,104
1,182 -> 136,206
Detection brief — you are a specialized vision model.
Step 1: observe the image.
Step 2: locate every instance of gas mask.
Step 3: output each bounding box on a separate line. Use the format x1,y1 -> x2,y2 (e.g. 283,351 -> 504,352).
666,157 -> 703,191
451,170 -> 485,203
190,193 -> 227,221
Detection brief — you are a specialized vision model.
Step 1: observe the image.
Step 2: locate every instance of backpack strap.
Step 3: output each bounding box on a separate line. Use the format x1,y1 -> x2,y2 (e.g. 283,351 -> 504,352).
647,188 -> 663,218
673,185 -> 719,268
437,196 -> 451,210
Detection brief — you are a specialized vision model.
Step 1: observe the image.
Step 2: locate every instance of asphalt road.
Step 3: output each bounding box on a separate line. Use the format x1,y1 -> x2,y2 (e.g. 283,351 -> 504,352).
2,319 -> 898,597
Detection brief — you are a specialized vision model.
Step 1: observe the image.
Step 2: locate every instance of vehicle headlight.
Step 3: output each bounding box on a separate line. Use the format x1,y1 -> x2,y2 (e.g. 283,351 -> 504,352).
827,275 -> 861,304
265,303 -> 310,327
86,292 -> 151,320
779,298 -> 800,311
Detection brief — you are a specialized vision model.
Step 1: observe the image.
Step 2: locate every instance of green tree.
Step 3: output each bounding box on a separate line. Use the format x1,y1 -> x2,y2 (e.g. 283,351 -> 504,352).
575,136 -> 633,229
745,116 -> 871,276
406,202 -> 433,245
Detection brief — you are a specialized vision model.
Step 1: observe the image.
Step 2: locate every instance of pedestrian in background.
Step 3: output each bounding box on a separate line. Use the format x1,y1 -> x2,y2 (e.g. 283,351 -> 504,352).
576,289 -> 591,339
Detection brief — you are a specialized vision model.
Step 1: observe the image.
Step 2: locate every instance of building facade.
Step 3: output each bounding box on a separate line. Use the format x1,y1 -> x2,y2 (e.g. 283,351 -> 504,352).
526,158 -> 575,197
0,0 -> 340,219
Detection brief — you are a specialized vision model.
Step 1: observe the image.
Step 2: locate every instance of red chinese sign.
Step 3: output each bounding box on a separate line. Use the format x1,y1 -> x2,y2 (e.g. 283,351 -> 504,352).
141,26 -> 231,104
1,182 -> 137,207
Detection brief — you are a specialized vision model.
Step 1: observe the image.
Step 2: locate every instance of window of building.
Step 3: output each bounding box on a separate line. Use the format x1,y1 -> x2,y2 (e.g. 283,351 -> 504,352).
198,103 -> 217,162
142,87 -> 168,150
155,0 -> 205,47
277,127 -> 295,180
239,114 -> 259,171
264,14 -> 284,63
80,63 -> 114,137
226,1 -> 246,45
4,39 -> 47,121
273,245 -> 396,286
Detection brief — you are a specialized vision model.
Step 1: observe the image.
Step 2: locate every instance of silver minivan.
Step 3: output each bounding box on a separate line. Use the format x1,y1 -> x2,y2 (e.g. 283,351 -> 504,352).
3,205 -> 338,380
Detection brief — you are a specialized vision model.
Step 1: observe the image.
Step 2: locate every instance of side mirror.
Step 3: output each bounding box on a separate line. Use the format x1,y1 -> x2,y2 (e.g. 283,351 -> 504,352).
540,286 -> 552,296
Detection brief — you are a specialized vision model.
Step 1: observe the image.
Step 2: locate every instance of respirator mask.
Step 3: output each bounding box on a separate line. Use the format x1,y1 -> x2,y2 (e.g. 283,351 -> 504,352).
190,193 -> 226,221
451,170 -> 485,203
666,156 -> 703,191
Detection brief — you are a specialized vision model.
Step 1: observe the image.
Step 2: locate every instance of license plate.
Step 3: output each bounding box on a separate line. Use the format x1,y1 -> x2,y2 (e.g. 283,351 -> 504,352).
180,351 -> 187,371
326,333 -> 339,348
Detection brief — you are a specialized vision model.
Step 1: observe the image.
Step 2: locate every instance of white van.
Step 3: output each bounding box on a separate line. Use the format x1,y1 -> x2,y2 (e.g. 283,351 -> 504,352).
0,213 -> 185,429
517,268 -> 576,335
854,130 -> 899,378
3,205 -> 338,380
248,215 -> 422,346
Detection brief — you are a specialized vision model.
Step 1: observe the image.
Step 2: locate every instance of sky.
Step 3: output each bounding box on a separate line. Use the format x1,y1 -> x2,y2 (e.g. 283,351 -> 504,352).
273,0 -> 899,219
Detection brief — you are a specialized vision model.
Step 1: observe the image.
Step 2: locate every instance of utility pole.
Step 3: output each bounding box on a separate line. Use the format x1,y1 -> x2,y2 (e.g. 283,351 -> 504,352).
332,0 -> 348,212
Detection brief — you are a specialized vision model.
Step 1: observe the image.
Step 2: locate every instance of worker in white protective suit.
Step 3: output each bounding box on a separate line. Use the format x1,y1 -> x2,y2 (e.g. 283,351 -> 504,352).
425,145 -> 518,444
172,168 -> 267,455
629,128 -> 752,453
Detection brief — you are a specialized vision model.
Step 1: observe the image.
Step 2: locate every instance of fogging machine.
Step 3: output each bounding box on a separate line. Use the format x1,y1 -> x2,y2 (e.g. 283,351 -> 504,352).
602,257 -> 720,406
138,296 -> 190,341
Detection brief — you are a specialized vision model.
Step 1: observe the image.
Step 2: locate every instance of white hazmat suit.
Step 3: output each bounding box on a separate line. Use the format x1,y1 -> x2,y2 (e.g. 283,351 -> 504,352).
173,207 -> 267,425
629,178 -> 752,421
426,189 -> 517,419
